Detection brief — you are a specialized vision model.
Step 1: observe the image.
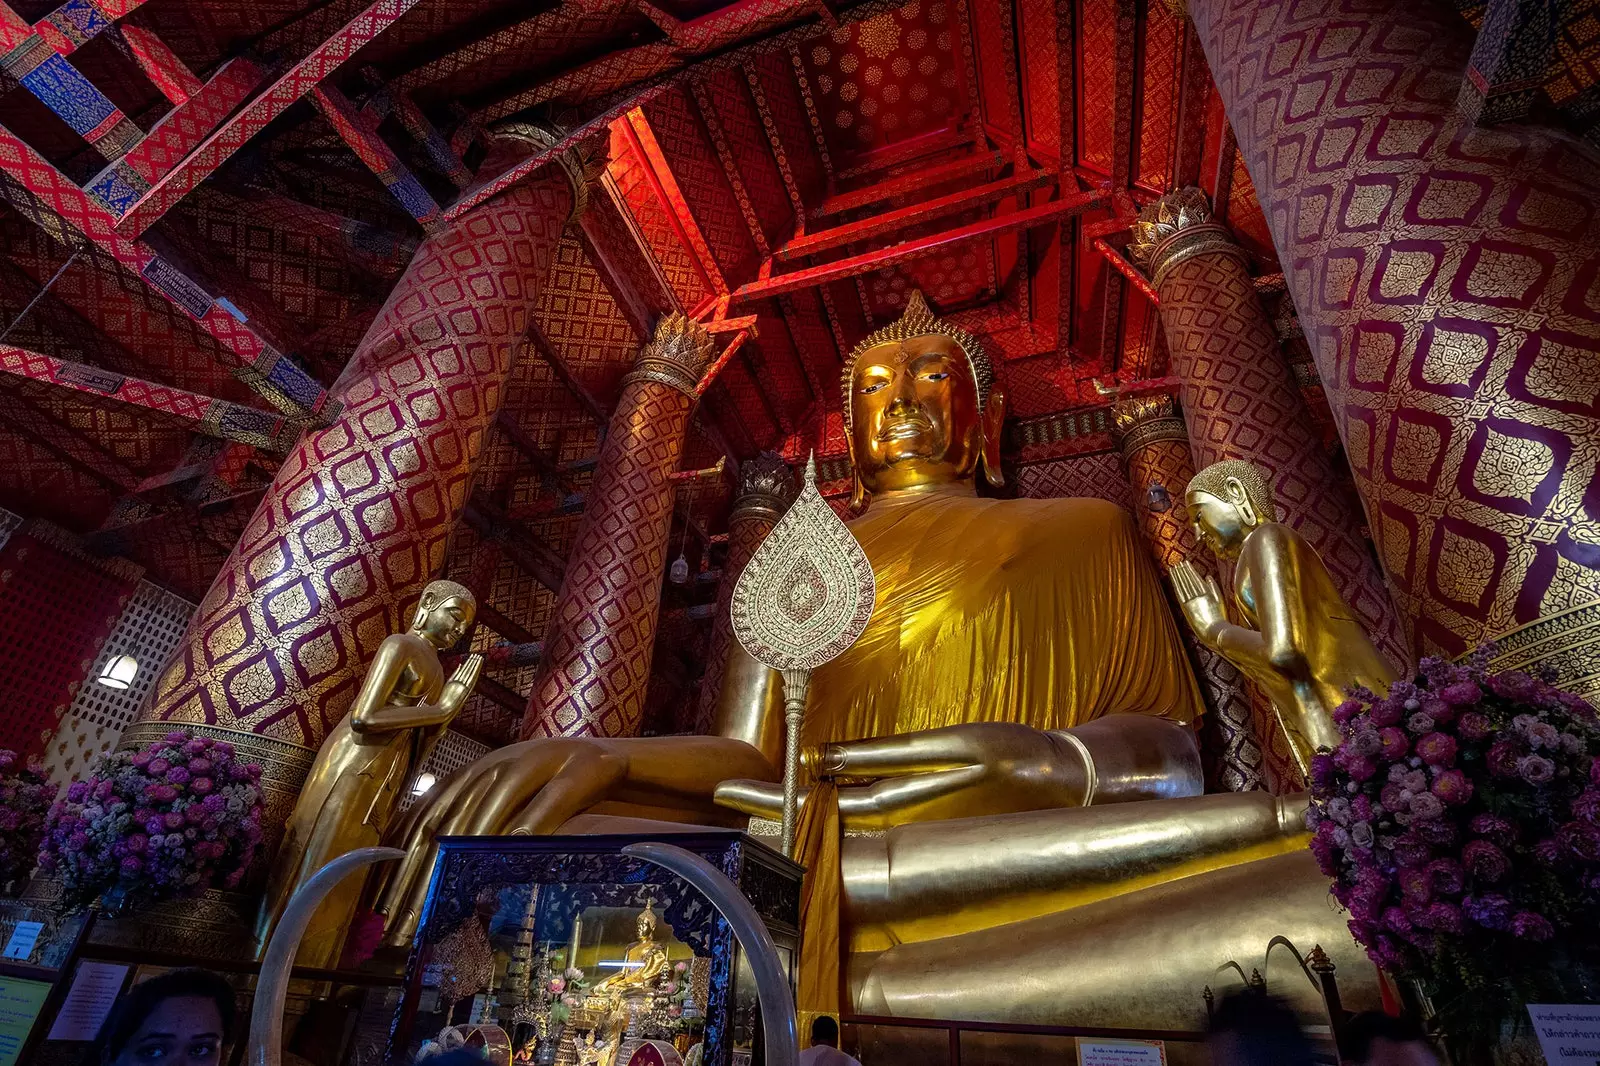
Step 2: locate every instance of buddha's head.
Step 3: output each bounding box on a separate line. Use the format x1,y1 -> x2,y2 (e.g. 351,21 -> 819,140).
1185,460 -> 1277,561
410,579 -> 476,649
842,291 -> 1005,508
637,900 -> 658,940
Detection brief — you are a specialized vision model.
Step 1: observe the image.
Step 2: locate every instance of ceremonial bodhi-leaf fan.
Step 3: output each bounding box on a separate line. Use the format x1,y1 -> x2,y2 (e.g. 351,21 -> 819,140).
730,453 -> 875,855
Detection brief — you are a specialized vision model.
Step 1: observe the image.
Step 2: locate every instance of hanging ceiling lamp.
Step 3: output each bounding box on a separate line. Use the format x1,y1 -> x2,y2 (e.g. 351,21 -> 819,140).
96,654 -> 139,690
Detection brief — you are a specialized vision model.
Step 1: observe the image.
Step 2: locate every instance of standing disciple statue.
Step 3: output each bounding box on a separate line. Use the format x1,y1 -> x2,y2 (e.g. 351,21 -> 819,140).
1170,460 -> 1397,775
373,296 -> 1387,1030
256,579 -> 482,968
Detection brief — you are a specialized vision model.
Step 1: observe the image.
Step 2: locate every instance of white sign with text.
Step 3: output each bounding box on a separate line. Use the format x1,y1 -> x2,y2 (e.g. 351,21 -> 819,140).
1077,1037 -> 1167,1066
1528,1004 -> 1600,1064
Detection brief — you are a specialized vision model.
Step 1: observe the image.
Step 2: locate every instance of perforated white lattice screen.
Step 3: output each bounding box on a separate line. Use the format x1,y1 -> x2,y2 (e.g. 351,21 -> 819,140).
41,581 -> 196,784
401,729 -> 491,811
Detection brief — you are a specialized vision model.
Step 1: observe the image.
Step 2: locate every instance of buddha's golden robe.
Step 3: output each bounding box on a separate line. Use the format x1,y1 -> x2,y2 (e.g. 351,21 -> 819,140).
806,492 -> 1202,745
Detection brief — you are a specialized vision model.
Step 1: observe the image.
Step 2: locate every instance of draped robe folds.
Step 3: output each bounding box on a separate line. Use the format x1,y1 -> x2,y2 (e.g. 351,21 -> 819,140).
805,493 -> 1203,745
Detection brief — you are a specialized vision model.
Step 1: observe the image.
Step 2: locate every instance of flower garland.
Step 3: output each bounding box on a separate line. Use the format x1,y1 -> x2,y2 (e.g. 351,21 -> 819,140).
0,750 -> 55,894
1309,647 -> 1600,1049
38,730 -> 264,914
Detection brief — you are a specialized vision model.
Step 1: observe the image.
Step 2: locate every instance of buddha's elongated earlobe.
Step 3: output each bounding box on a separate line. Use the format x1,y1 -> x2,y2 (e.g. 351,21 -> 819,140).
980,384 -> 1006,488
846,430 -> 869,510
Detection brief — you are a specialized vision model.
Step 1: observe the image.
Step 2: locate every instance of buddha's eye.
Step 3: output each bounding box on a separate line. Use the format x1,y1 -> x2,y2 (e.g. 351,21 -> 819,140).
922,371 -> 949,382
859,381 -> 889,394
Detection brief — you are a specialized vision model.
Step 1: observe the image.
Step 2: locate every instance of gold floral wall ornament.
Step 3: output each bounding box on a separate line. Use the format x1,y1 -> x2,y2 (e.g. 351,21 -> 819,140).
730,454 -> 875,854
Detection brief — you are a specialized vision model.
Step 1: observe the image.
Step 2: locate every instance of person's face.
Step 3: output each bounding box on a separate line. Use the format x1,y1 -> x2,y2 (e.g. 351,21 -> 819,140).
1186,488 -> 1249,560
1363,1038 -> 1439,1066
848,335 -> 984,493
108,996 -> 224,1066
416,596 -> 473,649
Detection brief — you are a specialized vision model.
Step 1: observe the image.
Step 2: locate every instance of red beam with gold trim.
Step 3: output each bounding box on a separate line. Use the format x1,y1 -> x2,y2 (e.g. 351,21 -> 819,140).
781,171 -> 1057,261
734,188 -> 1107,302
0,344 -> 297,451
115,0 -> 421,237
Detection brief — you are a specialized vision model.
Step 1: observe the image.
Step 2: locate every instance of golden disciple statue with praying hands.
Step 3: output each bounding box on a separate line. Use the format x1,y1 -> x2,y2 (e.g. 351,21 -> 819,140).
1170,460 -> 1397,774
257,579 -> 482,968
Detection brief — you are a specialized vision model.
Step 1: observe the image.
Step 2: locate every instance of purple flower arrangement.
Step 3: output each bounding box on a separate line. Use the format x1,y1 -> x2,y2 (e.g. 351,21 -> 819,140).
1309,647 -> 1600,1047
0,750 -> 56,894
38,730 -> 264,914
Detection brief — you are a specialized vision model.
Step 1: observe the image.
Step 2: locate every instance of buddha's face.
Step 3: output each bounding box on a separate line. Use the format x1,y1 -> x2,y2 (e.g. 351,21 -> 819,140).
1186,486 -> 1254,561
413,594 -> 474,649
847,333 -> 1002,496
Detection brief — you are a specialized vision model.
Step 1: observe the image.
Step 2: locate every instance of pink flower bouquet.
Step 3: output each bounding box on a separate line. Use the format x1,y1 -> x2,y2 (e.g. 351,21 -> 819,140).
38,730 -> 264,914
0,750 -> 55,894
1309,647 -> 1600,1048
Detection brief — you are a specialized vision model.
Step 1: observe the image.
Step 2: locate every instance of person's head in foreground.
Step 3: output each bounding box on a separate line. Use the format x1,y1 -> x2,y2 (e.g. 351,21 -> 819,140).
95,968 -> 235,1066
1338,1011 -> 1439,1066
1206,990 -> 1316,1066
811,1016 -> 840,1047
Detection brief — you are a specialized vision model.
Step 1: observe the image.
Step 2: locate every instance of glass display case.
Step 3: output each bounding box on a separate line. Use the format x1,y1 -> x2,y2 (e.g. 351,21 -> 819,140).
390,832 -> 801,1066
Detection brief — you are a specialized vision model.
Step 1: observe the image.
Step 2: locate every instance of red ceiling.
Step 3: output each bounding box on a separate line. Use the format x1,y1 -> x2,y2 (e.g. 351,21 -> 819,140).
0,0 -> 1334,742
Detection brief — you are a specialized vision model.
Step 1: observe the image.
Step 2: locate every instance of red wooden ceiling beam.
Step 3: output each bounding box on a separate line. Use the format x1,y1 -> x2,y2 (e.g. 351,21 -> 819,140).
0,126 -> 333,422
733,188 -> 1106,303
780,170 -> 1057,262
0,343 -> 298,452
813,151 -> 1003,219
115,0 -> 421,237
1090,237 -> 1158,305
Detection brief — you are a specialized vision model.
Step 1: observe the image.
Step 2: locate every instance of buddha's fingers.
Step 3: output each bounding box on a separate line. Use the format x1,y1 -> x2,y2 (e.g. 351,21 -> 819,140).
506,752 -> 628,835
713,778 -> 802,820
823,723 -> 1020,777
847,764 -> 990,826
373,769 -> 473,917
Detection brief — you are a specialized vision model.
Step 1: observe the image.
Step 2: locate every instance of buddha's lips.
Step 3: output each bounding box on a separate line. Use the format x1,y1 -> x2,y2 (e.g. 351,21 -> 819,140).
878,417 -> 932,441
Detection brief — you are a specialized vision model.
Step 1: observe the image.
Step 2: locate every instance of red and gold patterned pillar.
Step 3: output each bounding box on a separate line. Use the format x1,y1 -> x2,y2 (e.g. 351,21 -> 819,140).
1130,189 -> 1410,672
1111,396 -> 1271,793
129,145 -> 584,851
693,452 -> 794,747
1186,0 -> 1600,668
522,315 -> 714,739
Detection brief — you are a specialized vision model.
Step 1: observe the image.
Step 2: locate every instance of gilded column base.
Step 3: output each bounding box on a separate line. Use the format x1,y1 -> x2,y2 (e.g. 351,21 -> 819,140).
118,721 -> 317,857
111,722 -> 317,957
1476,599 -> 1600,704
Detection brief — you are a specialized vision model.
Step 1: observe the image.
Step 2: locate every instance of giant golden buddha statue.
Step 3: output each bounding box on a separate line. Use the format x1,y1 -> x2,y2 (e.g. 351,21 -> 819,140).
375,294 -> 1379,1029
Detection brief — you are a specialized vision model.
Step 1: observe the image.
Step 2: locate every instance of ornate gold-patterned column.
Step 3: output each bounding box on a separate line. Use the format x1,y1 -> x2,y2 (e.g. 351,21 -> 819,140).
694,452 -> 795,753
1130,189 -> 1410,677
131,145 -> 585,862
1111,395 -> 1268,793
1185,0 -> 1600,665
522,314 -> 714,739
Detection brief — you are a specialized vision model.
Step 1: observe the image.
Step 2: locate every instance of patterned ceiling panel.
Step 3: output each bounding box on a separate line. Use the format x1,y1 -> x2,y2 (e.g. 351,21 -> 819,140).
1223,146 -> 1277,272
693,67 -> 794,254
750,305 -> 815,426
1136,0 -> 1180,191
0,424 -> 116,530
747,49 -> 828,210
530,231 -> 641,404
397,0 -> 649,104
1014,0 -> 1061,159
608,124 -> 715,310
174,188 -> 374,351
0,213 -> 259,404
640,89 -> 762,288
1076,0 -> 1117,173
1,382 -> 193,473
799,0 -> 971,165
